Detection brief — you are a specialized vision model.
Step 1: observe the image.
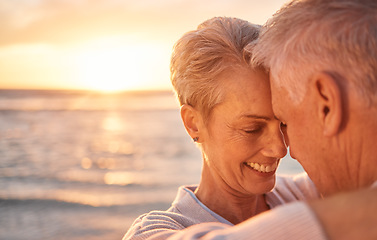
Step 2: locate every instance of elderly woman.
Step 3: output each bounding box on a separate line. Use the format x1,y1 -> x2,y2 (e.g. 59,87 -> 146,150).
123,17 -> 318,240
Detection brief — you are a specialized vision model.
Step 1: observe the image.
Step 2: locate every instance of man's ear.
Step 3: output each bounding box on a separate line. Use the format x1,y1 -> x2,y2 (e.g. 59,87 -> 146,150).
180,104 -> 202,142
311,72 -> 343,137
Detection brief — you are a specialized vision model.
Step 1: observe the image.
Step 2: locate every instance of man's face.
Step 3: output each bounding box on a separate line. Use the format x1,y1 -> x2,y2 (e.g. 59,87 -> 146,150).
270,78 -> 339,196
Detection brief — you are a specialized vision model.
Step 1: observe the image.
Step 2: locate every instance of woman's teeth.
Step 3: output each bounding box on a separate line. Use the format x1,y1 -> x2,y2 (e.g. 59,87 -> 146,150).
246,162 -> 277,173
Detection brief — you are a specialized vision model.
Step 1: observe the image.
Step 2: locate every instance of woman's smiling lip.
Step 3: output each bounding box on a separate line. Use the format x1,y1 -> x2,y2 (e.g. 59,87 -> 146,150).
244,161 -> 278,173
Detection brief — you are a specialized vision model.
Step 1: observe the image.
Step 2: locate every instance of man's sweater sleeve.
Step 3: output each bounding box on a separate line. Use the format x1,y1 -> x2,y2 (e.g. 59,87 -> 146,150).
167,202 -> 327,240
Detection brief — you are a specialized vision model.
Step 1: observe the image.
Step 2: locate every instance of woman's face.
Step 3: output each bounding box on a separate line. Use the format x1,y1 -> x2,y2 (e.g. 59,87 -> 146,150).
200,68 -> 287,196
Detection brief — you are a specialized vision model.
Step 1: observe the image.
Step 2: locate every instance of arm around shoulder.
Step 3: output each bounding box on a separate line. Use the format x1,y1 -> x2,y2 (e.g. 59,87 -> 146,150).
309,187 -> 377,240
167,202 -> 326,240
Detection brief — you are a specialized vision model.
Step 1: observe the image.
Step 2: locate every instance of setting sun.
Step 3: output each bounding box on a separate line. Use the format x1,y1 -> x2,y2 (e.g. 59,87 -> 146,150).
76,48 -> 138,92
74,38 -> 170,92
0,0 -> 284,92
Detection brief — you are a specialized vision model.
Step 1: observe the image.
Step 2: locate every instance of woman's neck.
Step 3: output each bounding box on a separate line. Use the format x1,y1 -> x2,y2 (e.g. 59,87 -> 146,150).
194,163 -> 270,225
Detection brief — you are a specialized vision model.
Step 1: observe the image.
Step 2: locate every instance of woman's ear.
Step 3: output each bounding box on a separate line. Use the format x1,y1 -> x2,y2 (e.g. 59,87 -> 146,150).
311,72 -> 343,137
180,104 -> 202,142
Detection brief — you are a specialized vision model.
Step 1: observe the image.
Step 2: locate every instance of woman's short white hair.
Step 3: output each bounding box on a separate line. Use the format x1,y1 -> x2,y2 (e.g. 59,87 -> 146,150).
252,0 -> 377,106
170,17 -> 260,120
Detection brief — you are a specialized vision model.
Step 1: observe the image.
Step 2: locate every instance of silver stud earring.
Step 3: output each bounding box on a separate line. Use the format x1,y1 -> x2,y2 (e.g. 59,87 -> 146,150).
193,137 -> 199,142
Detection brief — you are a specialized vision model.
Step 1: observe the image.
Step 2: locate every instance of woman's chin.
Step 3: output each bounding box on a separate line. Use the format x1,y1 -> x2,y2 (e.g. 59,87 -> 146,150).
244,178 -> 276,195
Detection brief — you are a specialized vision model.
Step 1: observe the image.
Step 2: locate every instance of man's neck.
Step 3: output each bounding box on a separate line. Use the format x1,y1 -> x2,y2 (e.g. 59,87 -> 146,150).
351,108 -> 377,189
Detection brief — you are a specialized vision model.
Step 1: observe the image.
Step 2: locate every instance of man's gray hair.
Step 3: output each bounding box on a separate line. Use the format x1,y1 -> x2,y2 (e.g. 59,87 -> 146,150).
252,0 -> 377,105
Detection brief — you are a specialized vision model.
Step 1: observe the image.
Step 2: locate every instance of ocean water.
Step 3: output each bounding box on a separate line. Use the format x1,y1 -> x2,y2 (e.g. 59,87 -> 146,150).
0,89 -> 304,240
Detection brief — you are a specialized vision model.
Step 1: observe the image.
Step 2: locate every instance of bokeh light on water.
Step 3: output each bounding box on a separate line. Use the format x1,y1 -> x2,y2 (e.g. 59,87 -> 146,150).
0,89 -> 303,240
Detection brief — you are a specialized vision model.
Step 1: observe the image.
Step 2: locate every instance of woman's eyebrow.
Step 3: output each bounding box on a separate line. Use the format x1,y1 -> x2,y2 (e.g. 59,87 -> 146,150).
240,114 -> 271,121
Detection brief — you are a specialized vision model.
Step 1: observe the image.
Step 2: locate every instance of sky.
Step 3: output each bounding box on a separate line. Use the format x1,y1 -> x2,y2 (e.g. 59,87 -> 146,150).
0,0 -> 288,92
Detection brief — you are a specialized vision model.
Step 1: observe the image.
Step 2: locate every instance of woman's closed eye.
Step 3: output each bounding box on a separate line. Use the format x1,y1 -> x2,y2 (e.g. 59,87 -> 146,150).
243,128 -> 262,134
242,123 -> 265,134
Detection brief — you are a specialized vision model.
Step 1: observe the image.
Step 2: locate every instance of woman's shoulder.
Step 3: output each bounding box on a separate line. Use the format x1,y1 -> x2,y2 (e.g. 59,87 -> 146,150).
122,209 -> 193,240
123,184 -> 219,240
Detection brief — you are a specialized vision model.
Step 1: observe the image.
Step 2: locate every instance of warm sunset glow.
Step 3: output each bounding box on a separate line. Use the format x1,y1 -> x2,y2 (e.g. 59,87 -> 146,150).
0,0 -> 287,91
74,38 -> 170,92
77,49 -> 136,92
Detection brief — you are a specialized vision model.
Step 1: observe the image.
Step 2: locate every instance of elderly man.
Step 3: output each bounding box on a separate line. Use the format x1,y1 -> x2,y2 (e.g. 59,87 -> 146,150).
164,0 -> 377,239
252,0 -> 377,198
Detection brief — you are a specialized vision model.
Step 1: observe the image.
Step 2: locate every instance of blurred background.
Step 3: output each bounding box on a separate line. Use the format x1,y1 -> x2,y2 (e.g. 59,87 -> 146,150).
0,0 -> 304,239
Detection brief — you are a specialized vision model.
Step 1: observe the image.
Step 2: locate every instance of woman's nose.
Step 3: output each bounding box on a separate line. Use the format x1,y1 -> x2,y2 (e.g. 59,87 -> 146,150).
261,127 -> 287,158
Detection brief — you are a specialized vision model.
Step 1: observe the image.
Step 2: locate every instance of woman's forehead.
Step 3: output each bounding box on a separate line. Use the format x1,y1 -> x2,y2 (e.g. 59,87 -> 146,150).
212,77 -> 273,119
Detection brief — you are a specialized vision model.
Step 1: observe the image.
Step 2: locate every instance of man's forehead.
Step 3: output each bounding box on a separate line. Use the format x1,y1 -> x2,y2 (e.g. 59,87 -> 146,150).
269,82 -> 281,104
269,82 -> 287,119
